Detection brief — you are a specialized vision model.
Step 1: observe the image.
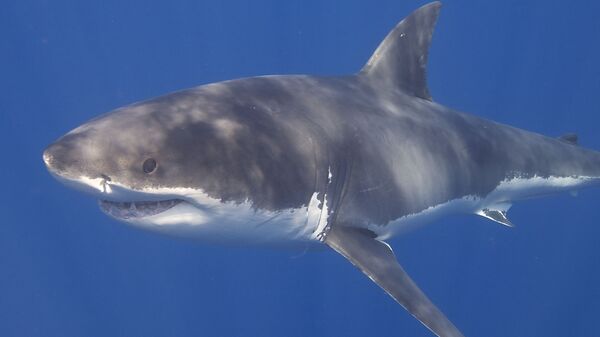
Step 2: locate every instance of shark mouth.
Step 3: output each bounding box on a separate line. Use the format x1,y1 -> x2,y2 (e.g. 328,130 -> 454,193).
99,199 -> 183,219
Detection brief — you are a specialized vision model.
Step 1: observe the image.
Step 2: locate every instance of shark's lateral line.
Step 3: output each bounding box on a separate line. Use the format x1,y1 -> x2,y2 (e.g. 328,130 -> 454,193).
43,2 -> 600,337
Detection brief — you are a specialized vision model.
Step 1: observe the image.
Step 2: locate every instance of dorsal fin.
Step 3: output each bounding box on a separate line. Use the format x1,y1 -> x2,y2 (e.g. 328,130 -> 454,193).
359,2 -> 442,101
558,133 -> 578,145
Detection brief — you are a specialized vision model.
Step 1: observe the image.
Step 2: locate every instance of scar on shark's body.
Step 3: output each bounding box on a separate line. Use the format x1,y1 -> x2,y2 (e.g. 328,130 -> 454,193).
43,2 -> 600,337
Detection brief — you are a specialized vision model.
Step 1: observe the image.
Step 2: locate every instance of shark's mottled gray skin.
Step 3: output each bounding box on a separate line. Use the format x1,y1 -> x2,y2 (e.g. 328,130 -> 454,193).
43,2 -> 600,337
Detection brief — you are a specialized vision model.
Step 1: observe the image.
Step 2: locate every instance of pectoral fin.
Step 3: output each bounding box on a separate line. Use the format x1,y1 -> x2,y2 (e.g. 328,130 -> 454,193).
324,226 -> 465,337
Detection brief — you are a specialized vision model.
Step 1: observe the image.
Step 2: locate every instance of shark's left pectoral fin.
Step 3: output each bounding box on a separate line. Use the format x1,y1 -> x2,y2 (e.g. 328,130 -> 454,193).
324,226 -> 465,337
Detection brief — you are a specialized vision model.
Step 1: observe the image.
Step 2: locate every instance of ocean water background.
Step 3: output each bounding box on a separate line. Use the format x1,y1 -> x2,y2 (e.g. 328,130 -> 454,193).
2,0 -> 600,336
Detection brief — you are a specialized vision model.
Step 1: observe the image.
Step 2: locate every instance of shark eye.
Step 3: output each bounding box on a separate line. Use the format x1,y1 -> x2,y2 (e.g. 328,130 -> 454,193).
142,158 -> 157,174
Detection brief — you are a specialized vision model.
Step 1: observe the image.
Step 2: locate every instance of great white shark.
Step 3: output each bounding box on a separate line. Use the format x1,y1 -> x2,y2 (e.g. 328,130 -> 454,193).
42,2 -> 600,336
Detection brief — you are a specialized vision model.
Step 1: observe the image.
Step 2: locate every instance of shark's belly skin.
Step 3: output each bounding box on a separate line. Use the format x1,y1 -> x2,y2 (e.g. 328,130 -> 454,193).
100,184 -> 331,245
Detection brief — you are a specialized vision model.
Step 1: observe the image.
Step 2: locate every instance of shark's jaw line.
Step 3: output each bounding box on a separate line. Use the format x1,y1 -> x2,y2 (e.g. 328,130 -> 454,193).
98,199 -> 183,219
53,174 -> 332,244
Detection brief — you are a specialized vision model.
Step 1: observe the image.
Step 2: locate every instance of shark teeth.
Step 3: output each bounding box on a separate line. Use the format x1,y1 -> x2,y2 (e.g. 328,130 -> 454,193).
98,199 -> 182,219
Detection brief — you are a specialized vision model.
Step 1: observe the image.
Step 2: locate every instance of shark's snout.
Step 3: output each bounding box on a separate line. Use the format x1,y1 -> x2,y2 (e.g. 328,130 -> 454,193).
43,128 -> 110,180
42,136 -> 81,177
42,143 -> 65,176
42,146 -> 53,170
43,142 -> 63,174
43,136 -> 111,198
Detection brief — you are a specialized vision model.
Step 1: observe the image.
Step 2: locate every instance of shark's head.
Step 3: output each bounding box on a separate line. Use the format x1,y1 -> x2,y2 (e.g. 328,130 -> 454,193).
43,83 -> 322,242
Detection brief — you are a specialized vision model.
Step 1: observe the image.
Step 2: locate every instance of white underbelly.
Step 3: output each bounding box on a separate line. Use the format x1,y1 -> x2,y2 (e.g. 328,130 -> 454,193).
371,175 -> 599,240
111,175 -> 597,244
122,191 -> 329,245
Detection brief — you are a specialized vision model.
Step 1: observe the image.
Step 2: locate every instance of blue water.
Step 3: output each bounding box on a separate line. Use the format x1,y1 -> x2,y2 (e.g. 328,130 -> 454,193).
2,1 -> 600,336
